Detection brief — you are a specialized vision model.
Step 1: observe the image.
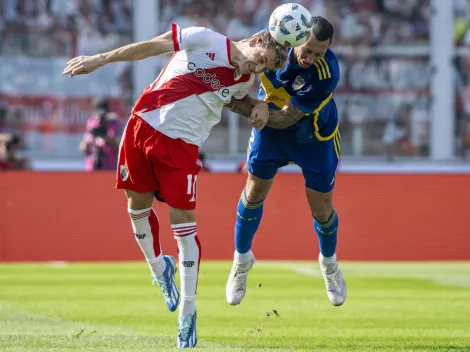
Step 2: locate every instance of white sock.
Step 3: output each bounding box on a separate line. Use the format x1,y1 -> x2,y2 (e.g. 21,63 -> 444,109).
172,222 -> 200,317
128,208 -> 166,277
319,253 -> 337,266
234,250 -> 254,265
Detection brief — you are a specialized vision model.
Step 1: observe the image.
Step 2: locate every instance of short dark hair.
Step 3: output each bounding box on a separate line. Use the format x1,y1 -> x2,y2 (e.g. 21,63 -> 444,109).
311,16 -> 334,44
251,31 -> 288,69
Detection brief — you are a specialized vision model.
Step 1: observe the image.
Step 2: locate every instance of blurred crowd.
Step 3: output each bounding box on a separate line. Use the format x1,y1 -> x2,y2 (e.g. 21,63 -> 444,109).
0,0 -> 132,57
158,0 -> 431,45
1,0 -> 470,168
0,0 -> 438,56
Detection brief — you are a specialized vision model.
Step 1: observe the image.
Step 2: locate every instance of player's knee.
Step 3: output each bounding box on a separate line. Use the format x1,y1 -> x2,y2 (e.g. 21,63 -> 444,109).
169,207 -> 196,224
305,188 -> 334,222
245,174 -> 273,203
125,190 -> 154,210
313,209 -> 334,223
244,188 -> 266,203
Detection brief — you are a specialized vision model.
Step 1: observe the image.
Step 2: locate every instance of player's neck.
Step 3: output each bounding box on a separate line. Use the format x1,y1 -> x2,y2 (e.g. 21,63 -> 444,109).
290,48 -> 299,65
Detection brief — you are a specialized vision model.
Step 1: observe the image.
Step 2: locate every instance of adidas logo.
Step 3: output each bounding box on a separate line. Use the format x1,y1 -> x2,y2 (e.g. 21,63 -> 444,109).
206,52 -> 215,61
295,23 -> 301,31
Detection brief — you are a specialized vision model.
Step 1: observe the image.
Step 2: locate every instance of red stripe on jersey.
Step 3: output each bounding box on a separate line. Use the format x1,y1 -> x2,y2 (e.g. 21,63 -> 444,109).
226,38 -> 233,66
152,53 -> 175,89
132,54 -> 176,114
172,23 -> 180,52
133,66 -> 251,114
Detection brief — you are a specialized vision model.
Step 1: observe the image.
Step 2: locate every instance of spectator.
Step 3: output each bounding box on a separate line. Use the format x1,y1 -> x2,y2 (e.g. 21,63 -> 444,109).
0,133 -> 31,170
79,98 -> 122,171
382,104 -> 417,160
3,0 -> 470,159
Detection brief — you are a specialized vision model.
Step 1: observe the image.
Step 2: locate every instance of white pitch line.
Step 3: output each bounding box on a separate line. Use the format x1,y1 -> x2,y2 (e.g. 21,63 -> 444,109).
283,264 -> 321,276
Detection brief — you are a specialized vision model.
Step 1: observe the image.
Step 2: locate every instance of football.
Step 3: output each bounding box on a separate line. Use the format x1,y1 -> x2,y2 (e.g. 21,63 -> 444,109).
268,3 -> 313,48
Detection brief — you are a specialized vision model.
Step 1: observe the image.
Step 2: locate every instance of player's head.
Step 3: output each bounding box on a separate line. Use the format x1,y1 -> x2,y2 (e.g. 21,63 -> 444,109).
293,16 -> 334,68
237,31 -> 288,74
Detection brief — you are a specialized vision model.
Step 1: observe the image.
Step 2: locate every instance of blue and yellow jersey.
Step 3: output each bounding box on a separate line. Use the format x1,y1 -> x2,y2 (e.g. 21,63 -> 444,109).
258,48 -> 340,142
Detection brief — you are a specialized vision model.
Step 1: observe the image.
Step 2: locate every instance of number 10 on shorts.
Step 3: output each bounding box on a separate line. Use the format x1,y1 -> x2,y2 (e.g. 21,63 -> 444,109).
187,174 -> 198,202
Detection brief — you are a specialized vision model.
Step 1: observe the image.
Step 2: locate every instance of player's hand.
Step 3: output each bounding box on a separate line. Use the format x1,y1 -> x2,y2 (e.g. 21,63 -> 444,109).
62,55 -> 102,77
249,102 -> 269,130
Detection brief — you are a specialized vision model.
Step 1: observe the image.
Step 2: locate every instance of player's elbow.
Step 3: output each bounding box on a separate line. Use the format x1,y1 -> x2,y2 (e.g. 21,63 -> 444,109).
148,33 -> 175,57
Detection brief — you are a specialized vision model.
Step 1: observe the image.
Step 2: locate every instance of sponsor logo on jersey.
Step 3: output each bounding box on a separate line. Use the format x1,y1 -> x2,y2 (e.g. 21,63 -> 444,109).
187,62 -> 230,97
205,52 -> 215,61
135,234 -> 146,239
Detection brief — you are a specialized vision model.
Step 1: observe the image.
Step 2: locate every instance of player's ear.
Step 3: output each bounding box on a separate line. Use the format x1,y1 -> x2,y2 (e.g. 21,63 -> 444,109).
249,37 -> 260,47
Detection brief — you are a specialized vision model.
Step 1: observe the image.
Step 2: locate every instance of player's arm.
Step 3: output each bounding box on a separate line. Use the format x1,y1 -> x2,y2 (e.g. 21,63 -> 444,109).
224,97 -> 305,129
224,95 -> 260,118
62,31 -> 174,77
225,95 -> 270,130
264,101 -> 306,129
268,77 -> 339,129
99,31 -> 174,63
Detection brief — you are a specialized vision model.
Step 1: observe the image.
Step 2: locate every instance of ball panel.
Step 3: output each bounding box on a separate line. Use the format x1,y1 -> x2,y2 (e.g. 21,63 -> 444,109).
268,3 -> 313,48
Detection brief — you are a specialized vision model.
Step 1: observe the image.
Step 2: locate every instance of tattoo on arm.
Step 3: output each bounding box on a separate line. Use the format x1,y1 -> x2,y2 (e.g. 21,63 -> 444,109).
265,101 -> 307,129
224,97 -> 307,129
224,96 -> 260,118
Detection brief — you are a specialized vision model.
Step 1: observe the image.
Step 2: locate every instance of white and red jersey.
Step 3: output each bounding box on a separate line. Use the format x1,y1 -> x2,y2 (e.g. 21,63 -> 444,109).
132,23 -> 255,147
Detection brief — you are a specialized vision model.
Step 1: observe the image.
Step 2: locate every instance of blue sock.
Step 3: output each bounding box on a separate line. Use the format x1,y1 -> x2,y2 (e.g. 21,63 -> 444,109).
234,189 -> 264,254
314,209 -> 338,258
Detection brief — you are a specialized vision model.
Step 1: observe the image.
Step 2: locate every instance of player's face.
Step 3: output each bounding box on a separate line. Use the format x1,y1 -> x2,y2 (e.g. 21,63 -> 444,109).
293,36 -> 330,68
240,45 -> 279,74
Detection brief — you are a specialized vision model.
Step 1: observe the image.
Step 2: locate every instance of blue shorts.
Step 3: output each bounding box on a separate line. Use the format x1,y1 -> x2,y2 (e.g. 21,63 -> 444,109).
246,126 -> 341,193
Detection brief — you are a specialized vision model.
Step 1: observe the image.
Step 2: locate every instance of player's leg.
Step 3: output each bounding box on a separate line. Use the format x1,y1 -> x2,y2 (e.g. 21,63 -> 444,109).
226,128 -> 287,305
169,205 -> 200,318
236,172 -> 273,259
306,187 -> 346,306
290,130 -> 346,306
151,135 -> 201,349
125,189 -> 180,311
116,116 -> 180,312
168,206 -> 199,348
226,172 -> 273,305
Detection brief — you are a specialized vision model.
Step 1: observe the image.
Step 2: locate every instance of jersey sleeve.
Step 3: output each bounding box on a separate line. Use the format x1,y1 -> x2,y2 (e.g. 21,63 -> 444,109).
232,75 -> 256,99
171,23 -> 214,52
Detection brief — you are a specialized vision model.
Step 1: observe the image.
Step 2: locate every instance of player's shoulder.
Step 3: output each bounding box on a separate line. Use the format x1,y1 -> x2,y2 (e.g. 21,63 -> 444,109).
177,25 -> 226,44
182,25 -> 222,37
310,48 -> 339,84
323,48 -> 339,73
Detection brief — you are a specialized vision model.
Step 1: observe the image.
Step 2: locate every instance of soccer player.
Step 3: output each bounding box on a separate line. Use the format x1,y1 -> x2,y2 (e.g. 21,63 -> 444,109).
63,24 -> 288,348
224,16 -> 347,307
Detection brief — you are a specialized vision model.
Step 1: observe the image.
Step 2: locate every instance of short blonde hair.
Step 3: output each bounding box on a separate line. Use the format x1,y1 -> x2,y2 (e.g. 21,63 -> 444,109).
251,31 -> 288,69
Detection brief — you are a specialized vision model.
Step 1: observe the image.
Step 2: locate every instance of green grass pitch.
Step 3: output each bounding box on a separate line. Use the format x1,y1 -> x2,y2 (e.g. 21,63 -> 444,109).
1,261 -> 469,351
